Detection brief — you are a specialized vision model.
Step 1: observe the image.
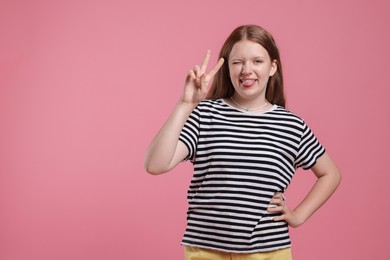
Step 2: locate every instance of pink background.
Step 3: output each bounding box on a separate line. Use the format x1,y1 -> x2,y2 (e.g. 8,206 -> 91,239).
1,0 -> 389,259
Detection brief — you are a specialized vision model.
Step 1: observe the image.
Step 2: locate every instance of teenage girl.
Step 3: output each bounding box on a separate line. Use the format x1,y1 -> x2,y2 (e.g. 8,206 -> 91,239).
144,25 -> 341,260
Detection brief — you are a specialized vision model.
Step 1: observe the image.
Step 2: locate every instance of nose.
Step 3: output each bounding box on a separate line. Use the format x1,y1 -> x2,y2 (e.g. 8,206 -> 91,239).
241,62 -> 252,75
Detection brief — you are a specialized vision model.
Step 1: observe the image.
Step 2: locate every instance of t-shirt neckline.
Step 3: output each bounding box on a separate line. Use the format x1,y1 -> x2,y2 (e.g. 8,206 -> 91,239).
221,98 -> 277,115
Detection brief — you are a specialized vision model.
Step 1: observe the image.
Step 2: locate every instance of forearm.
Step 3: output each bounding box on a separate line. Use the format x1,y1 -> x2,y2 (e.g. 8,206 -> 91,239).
144,100 -> 196,174
292,168 -> 341,226
270,153 -> 341,227
144,51 -> 224,175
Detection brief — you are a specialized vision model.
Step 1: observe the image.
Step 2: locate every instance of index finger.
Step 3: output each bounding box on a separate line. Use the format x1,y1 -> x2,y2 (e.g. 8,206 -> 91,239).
200,50 -> 211,75
207,57 -> 225,78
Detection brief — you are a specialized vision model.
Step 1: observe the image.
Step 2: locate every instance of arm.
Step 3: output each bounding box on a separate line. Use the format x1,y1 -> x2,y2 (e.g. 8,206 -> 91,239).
144,101 -> 196,175
268,152 -> 341,227
144,51 -> 224,175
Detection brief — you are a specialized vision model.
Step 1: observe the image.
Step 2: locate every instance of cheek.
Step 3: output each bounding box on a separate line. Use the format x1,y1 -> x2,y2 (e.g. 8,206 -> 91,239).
228,66 -> 241,79
259,67 -> 273,78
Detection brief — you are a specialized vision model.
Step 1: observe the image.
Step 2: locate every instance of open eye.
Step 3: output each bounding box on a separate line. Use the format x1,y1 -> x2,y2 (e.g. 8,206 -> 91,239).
254,60 -> 264,64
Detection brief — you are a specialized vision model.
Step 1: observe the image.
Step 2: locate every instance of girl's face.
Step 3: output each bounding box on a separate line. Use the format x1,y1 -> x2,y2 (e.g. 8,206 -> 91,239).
228,40 -> 277,102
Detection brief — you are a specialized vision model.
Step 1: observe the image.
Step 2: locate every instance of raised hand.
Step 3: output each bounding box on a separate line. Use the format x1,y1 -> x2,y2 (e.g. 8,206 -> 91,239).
145,50 -> 224,175
181,50 -> 224,104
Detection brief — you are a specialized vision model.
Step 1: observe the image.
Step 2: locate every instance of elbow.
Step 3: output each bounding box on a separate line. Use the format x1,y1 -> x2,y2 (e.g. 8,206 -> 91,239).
327,167 -> 342,188
144,161 -> 167,175
331,161 -> 342,186
145,166 -> 164,175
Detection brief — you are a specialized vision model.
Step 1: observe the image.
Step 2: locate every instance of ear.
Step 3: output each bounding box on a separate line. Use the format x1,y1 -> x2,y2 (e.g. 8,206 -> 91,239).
269,60 -> 278,77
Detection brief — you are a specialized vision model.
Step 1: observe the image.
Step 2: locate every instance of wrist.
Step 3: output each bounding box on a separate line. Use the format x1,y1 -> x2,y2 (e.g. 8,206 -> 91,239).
177,99 -> 199,110
290,208 -> 309,227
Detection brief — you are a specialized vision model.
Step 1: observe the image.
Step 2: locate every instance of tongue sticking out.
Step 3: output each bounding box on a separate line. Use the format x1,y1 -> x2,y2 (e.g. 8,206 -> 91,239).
241,79 -> 256,88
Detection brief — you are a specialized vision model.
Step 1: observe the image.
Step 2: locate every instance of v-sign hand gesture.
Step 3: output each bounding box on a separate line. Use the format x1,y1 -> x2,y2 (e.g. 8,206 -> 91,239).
182,50 -> 224,104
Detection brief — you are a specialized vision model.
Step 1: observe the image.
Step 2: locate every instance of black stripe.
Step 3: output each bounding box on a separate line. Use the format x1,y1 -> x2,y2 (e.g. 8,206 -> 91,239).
178,99 -> 323,252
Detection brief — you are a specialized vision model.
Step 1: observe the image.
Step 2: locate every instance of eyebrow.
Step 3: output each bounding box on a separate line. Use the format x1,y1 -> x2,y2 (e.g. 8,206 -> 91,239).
230,56 -> 266,60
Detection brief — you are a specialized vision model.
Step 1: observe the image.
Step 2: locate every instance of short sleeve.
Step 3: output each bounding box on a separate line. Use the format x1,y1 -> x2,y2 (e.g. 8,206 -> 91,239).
295,121 -> 325,170
179,106 -> 200,162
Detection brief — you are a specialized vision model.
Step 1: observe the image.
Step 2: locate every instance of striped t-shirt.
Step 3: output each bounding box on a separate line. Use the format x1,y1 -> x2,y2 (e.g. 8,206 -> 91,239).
178,99 -> 325,253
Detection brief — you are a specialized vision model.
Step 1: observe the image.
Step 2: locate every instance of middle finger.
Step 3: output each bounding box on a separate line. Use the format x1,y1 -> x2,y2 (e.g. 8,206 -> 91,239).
193,65 -> 201,78
200,50 -> 211,75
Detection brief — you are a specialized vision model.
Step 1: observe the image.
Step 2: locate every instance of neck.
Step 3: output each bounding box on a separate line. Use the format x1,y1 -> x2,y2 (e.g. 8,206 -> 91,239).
230,96 -> 269,112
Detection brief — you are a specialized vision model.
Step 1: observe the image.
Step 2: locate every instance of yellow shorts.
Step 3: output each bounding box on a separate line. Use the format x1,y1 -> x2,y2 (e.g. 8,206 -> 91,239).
184,246 -> 292,260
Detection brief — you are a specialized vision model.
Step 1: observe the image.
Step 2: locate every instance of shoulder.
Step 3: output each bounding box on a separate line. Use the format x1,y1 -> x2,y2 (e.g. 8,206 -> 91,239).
196,98 -> 227,112
198,98 -> 224,107
269,106 -> 305,125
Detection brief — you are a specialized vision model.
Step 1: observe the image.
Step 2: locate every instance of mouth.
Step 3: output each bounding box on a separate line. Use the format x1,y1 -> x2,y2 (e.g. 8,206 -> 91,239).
240,79 -> 257,88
